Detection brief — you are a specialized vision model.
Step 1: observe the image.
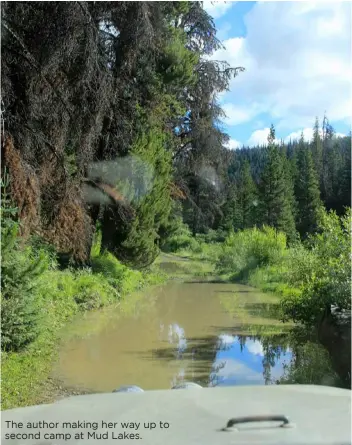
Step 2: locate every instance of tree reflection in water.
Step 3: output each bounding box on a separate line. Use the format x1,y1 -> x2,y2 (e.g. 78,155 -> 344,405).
152,322 -> 349,390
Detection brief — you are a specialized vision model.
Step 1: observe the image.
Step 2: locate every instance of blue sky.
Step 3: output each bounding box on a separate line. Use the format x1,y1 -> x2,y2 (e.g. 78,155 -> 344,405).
203,1 -> 351,148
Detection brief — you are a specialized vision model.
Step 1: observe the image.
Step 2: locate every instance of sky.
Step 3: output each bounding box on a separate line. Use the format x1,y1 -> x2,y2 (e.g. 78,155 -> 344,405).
203,1 -> 352,149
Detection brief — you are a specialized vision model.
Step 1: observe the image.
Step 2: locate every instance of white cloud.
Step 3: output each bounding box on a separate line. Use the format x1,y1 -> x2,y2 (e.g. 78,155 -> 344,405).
211,2 -> 351,130
284,128 -> 346,143
335,132 -> 347,138
225,138 -> 242,150
222,103 -> 256,126
247,126 -> 347,146
247,128 -> 279,146
203,1 -> 235,20
284,128 -> 315,143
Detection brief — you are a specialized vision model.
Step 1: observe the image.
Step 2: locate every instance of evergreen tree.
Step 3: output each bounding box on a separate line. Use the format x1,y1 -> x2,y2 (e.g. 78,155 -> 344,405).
311,117 -> 323,185
259,124 -> 296,241
337,143 -> 351,213
220,183 -> 242,232
1,174 -> 48,352
320,114 -> 336,204
238,160 -> 258,229
101,127 -> 172,268
295,134 -> 322,236
282,151 -> 298,222
324,139 -> 343,210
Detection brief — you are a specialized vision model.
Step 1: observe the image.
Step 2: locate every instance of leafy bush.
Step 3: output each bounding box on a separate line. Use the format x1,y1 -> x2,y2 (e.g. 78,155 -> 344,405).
90,224 -> 102,258
161,222 -> 200,253
248,265 -> 287,293
281,208 -> 351,325
72,270 -> 118,310
215,226 -> 287,279
92,250 -> 145,295
195,228 -> 228,244
283,245 -> 319,288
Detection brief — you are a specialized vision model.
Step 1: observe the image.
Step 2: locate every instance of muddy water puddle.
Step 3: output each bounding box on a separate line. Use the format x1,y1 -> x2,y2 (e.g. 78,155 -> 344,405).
54,281 -> 300,392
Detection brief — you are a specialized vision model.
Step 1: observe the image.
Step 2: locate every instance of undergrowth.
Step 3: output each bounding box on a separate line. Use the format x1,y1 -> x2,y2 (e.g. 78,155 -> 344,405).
1,198 -> 166,409
212,209 -> 351,327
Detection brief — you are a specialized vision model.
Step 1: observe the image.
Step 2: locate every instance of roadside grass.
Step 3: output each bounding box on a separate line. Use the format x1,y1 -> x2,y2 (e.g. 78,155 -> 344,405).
1,255 -> 167,410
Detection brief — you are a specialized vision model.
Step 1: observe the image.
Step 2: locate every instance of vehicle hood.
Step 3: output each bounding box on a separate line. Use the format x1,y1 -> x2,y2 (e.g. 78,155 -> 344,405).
2,385 -> 351,445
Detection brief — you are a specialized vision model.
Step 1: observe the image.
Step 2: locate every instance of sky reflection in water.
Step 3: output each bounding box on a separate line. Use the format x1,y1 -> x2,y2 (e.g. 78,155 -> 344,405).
164,323 -> 292,388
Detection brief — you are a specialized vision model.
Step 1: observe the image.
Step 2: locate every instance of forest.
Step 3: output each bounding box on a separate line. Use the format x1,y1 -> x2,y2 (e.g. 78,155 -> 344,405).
1,1 -> 351,408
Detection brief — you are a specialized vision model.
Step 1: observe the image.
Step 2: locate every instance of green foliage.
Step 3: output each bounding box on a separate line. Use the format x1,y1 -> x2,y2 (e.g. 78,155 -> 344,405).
1,240 -> 49,352
259,127 -> 297,242
284,245 -> 319,288
67,270 -> 119,310
1,177 -> 50,352
162,222 -> 201,253
221,121 -> 350,242
92,251 -> 145,296
237,208 -> 351,326
161,222 -> 225,263
221,161 -> 258,232
278,342 -> 340,386
215,226 -> 287,279
239,160 -> 258,229
158,201 -> 184,243
295,141 -> 322,236
248,265 -> 290,296
196,228 -> 229,243
220,184 -> 241,232
116,127 -> 173,268
1,171 -> 166,408
2,0 -> 351,406
311,117 -> 323,182
2,242 -> 166,409
158,28 -> 199,89
282,153 -> 298,222
281,208 -> 351,325
90,224 -> 102,258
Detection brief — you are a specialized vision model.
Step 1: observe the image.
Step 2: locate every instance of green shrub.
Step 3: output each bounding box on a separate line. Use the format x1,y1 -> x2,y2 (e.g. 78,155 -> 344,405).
92,250 -> 145,295
72,270 -> 119,310
161,222 -> 200,253
215,226 -> 287,279
281,208 -> 351,325
248,265 -> 286,291
90,224 -> 102,258
92,251 -> 126,282
283,245 -> 319,288
196,228 -> 228,244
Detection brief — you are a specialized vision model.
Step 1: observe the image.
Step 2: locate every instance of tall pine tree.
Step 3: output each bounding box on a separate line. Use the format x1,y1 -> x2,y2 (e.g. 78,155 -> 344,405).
295,133 -> 322,237
312,117 -> 323,187
282,150 -> 298,223
337,142 -> 351,213
259,124 -> 296,241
